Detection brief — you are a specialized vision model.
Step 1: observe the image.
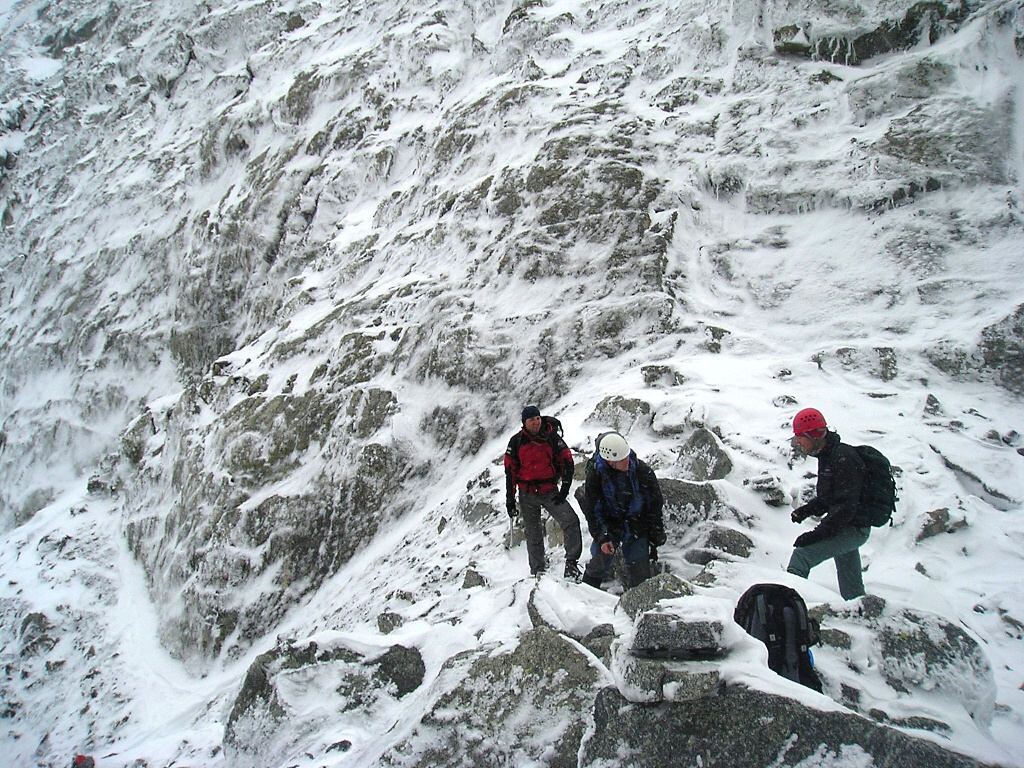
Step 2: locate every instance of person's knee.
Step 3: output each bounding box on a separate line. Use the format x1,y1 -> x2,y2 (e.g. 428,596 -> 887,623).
787,553 -> 810,578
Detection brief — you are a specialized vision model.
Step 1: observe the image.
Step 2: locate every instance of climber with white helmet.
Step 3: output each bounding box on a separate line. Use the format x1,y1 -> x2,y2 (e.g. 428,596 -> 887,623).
579,432 -> 665,589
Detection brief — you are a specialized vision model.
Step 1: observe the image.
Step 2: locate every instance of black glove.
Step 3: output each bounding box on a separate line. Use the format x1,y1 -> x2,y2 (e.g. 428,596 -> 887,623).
649,545 -> 658,562
555,484 -> 570,504
794,531 -> 819,548
506,495 -> 517,518
791,504 -> 810,523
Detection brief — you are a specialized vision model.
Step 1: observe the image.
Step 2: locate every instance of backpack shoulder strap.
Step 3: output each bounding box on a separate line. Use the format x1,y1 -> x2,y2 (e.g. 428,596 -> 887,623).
755,593 -> 773,641
506,433 -> 523,468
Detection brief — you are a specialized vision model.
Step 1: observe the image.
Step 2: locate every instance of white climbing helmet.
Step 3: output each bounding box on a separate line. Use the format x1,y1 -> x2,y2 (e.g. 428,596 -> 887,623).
598,432 -> 630,462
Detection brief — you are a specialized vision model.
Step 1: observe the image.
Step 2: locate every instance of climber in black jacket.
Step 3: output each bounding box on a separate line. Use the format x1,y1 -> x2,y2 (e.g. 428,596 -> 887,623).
787,408 -> 869,600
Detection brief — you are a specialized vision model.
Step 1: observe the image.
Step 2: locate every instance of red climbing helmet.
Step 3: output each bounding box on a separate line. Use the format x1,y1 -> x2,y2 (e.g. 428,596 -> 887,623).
792,408 -> 827,437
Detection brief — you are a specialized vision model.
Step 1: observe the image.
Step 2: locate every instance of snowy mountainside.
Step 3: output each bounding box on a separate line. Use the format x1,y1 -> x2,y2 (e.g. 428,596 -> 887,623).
2,0 -> 1024,765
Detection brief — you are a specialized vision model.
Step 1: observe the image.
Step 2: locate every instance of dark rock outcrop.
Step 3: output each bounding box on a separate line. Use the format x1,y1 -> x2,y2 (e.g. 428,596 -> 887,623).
581,684 -> 987,768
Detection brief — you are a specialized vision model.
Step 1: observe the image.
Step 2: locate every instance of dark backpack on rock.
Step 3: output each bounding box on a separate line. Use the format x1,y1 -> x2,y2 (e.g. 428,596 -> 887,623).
853,444 -> 898,527
734,583 -> 822,692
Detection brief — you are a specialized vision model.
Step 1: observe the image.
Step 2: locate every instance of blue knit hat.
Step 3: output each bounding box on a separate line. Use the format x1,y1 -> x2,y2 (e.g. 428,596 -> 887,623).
521,405 -> 541,422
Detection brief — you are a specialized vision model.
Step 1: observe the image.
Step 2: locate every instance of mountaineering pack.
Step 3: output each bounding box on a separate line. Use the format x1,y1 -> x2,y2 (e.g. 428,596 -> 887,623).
574,431 -> 612,508
582,430 -> 615,475
853,444 -> 897,527
734,583 -> 822,692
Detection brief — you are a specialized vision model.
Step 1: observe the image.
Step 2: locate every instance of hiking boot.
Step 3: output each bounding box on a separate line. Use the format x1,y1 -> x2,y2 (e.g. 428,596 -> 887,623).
563,560 -> 582,582
530,560 -> 547,577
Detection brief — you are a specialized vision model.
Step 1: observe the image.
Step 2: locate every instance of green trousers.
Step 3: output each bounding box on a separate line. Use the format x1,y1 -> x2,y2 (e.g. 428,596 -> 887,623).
787,525 -> 870,600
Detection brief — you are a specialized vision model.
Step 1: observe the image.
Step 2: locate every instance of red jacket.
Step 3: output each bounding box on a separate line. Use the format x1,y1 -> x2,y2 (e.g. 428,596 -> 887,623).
504,425 -> 573,495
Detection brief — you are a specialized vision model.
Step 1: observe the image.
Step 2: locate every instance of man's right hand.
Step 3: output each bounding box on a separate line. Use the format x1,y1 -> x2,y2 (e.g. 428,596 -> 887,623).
600,541 -> 616,555
506,496 -> 517,518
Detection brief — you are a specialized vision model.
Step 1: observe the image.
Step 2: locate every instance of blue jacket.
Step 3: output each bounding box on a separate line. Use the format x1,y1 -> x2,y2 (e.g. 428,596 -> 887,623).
581,453 -> 665,546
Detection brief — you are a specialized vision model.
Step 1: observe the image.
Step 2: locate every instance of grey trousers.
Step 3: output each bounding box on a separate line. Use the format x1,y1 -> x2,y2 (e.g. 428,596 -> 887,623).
787,525 -> 870,600
519,490 -> 583,573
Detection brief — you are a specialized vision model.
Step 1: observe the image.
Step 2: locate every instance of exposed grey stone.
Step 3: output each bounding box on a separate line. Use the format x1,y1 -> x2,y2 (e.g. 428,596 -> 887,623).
618,572 -> 693,620
124,416 -> 410,661
641,364 -> 686,387
684,548 -> 720,566
700,324 -> 731,353
819,627 -> 853,650
690,569 -> 718,587
1000,613 -> 1024,640
632,611 -> 725,660
584,395 -> 654,434
873,98 -> 1009,187
744,473 -> 788,507
224,648 -> 287,754
979,303 -> 1024,395
652,76 -> 723,112
660,478 -> 727,525
383,627 -> 599,768
583,623 -> 616,644
814,345 -> 902,381
773,25 -> 812,57
226,638 -> 416,763
775,3 -> 971,66
581,685 -> 987,768
372,644 -> 426,698
878,614 -> 993,722
225,641 -> 337,756
18,612 -> 58,657
585,635 -> 616,663
420,404 -> 488,456
916,507 -> 968,542
377,611 -> 404,634
812,598 -> 996,727
581,623 -> 617,659
616,651 -> 667,703
42,7 -> 120,57
663,663 -> 721,701
705,526 -> 753,557
347,387 -> 397,439
457,499 -> 496,525
871,709 -> 952,734
461,567 -> 486,589
678,427 -> 732,481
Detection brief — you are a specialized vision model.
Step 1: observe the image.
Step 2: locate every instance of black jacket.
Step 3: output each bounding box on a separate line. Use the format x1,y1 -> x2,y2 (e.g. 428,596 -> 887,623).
793,431 -> 866,545
582,454 -> 665,547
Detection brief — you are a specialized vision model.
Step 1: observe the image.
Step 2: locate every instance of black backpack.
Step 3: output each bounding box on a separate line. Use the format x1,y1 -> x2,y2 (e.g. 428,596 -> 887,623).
581,431 -> 614,473
853,445 -> 897,527
574,432 -> 613,507
734,583 -> 822,692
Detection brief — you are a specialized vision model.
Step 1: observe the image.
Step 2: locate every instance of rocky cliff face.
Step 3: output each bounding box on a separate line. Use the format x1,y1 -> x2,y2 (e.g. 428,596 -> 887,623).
1,0 -> 1023,765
